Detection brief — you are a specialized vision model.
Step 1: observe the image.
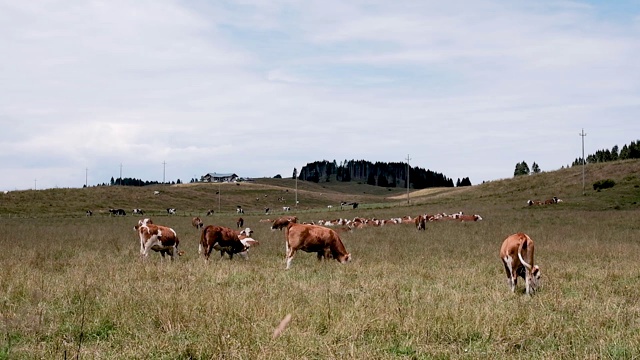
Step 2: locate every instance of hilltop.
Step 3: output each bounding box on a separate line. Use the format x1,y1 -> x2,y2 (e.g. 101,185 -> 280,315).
1,159 -> 639,217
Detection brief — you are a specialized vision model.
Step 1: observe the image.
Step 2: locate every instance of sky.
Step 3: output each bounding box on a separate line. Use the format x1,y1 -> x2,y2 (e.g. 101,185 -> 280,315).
1,0 -> 639,191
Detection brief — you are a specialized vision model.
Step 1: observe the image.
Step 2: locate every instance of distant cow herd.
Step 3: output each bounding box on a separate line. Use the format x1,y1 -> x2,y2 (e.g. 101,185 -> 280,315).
94,195 -> 558,296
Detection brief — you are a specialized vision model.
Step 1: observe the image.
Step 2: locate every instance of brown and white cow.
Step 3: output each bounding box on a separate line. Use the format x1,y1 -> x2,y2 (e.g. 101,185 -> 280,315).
457,214 -> 483,222
199,225 -> 249,261
192,216 -> 203,229
499,232 -> 541,295
134,218 -> 182,261
237,217 -> 244,228
415,215 -> 426,230
278,219 -> 351,269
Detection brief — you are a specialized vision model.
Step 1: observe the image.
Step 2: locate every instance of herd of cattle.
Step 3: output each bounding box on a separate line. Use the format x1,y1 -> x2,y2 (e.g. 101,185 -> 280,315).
98,195 -> 557,295
130,212 -> 541,295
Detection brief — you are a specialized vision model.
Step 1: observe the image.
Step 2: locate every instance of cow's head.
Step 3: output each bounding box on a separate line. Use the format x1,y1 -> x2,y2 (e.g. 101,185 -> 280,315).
529,265 -> 541,292
339,253 -> 352,264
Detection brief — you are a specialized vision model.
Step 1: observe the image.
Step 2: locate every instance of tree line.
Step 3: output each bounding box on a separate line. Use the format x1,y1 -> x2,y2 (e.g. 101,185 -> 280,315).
296,159 -> 462,189
571,139 -> 640,166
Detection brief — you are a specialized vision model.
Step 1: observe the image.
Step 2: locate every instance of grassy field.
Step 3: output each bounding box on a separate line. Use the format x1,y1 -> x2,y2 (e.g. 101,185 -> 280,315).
1,161 -> 639,359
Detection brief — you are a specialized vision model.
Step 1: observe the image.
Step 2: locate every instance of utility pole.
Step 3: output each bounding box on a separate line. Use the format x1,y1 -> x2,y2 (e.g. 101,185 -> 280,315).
579,129 -> 587,195
119,163 -> 123,185
85,168 -> 88,187
295,172 -> 298,207
162,161 -> 166,184
218,181 -> 221,212
406,154 -> 411,204
34,179 -> 37,190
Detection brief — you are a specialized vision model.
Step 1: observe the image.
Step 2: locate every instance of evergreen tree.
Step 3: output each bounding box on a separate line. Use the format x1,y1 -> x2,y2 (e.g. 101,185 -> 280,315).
367,172 -> 376,186
532,162 -> 541,174
514,161 -> 530,176
292,168 -> 297,179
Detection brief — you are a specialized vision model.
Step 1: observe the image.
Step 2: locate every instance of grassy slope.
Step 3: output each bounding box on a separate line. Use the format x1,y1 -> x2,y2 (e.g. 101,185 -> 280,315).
1,159 -> 638,217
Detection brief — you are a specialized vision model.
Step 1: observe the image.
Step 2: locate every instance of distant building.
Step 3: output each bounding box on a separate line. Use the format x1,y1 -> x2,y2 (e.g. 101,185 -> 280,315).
202,172 -> 238,183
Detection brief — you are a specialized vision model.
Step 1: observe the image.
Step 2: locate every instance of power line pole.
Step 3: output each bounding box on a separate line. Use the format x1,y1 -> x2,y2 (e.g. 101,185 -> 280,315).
579,129 -> 587,195
119,163 -> 123,185
295,170 -> 298,207
162,161 -> 166,184
34,179 -> 37,190
406,154 -> 411,204
85,168 -> 88,187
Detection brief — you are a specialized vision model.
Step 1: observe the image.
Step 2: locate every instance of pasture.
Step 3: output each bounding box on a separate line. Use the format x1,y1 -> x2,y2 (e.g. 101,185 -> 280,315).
1,161 -> 639,359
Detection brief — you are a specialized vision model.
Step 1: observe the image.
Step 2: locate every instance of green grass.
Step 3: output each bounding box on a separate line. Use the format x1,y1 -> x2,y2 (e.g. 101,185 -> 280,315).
0,160 -> 639,358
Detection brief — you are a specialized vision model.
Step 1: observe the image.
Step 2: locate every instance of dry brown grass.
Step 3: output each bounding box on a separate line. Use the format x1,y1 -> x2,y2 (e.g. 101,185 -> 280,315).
0,160 -> 639,359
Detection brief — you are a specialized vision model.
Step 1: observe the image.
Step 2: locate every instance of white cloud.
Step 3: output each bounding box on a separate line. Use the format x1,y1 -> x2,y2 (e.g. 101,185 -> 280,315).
1,0 -> 639,190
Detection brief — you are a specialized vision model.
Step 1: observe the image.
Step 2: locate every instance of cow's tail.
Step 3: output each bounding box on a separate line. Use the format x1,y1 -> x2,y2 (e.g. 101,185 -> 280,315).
517,235 -> 533,270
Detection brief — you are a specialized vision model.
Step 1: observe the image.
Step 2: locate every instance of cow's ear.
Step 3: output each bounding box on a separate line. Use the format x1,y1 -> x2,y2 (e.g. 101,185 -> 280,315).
532,266 -> 540,276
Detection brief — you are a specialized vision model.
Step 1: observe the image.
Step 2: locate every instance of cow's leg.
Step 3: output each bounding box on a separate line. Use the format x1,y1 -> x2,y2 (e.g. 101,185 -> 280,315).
502,257 -> 516,292
285,249 -> 297,269
198,243 -> 203,255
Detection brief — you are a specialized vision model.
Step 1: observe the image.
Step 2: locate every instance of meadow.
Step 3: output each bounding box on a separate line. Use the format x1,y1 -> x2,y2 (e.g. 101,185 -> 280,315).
0,161 -> 639,359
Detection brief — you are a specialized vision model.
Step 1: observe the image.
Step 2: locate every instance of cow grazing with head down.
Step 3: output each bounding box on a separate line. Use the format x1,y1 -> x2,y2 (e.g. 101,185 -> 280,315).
192,216 -> 203,229
273,218 -> 351,269
109,208 -> 126,216
199,225 -> 252,261
134,218 -> 183,260
206,209 -> 215,216
132,208 -> 144,215
271,216 -> 298,231
500,232 -> 541,295
167,208 -> 177,215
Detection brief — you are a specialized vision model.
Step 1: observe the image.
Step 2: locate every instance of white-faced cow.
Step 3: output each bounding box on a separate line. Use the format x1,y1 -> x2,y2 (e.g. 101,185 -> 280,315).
167,208 -> 177,215
500,232 -> 541,295
109,208 -> 126,216
134,218 -> 182,261
132,208 -> 144,215
199,225 -> 248,261
274,218 -> 351,269
192,216 -> 203,229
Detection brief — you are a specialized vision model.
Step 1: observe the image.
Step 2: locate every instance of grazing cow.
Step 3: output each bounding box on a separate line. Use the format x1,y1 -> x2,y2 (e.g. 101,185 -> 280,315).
282,221 -> 351,269
86,210 -> 93,217
271,216 -> 298,230
109,208 -> 126,216
237,206 -> 244,214
327,205 -> 333,209
500,233 -> 541,295
237,217 -> 244,228
265,207 -> 270,215
192,216 -> 203,229
206,209 -> 215,216
134,219 -> 182,260
527,200 -> 543,206
199,225 -> 249,261
132,208 -> 144,215
153,191 -> 160,195
166,208 -> 176,215
415,215 -> 426,230
282,206 -> 291,212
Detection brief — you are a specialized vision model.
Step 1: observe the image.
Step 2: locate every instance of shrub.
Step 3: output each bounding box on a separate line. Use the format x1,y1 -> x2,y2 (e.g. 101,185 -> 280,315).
593,179 -> 616,191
